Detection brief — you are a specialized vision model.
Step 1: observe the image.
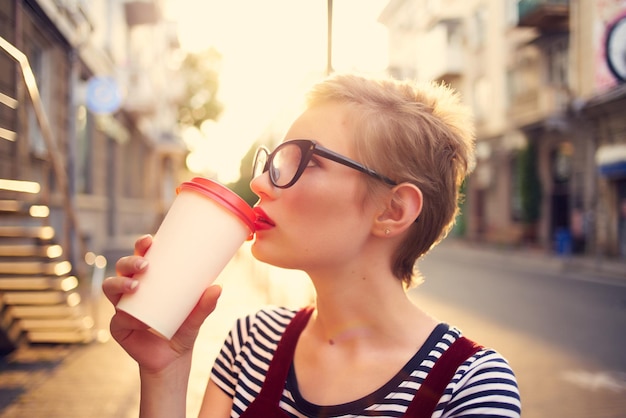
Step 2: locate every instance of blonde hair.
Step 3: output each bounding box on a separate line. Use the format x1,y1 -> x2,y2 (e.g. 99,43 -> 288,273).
306,74 -> 475,287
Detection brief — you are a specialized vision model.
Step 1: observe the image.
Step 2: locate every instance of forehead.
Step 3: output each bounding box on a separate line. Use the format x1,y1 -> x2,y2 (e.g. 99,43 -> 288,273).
283,102 -> 355,154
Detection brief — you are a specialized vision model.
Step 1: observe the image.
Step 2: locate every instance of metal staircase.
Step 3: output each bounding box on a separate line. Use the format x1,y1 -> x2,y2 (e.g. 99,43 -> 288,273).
0,36 -> 96,354
0,183 -> 94,354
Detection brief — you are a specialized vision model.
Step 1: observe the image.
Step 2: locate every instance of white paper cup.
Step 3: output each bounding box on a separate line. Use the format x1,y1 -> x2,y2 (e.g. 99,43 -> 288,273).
116,177 -> 255,339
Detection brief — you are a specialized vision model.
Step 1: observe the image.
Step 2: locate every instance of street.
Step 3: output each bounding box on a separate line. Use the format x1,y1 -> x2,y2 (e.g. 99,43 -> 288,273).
412,241 -> 626,418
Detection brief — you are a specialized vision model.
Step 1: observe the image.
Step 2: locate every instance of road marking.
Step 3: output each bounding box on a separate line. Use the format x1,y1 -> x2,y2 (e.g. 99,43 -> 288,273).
561,370 -> 626,392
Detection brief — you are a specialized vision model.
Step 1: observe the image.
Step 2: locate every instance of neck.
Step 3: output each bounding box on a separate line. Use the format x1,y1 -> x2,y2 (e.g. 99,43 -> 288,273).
309,277 -> 420,347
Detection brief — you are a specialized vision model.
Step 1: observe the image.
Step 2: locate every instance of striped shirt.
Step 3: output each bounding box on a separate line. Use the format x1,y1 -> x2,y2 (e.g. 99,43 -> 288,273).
210,307 -> 521,417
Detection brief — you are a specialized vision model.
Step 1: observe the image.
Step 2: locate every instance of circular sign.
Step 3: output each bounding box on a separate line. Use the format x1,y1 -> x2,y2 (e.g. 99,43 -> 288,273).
606,15 -> 626,82
86,76 -> 122,114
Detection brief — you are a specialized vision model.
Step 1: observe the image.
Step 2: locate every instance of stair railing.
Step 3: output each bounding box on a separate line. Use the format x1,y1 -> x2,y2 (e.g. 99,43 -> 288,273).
0,35 -> 86,275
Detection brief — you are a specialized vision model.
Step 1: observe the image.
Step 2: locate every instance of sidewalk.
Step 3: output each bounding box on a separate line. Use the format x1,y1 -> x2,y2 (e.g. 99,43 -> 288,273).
0,239 -> 623,417
0,242 -> 314,418
436,238 -> 626,284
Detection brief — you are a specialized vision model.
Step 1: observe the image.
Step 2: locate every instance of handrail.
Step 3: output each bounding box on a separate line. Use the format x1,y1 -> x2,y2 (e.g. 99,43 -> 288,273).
0,35 -> 86,274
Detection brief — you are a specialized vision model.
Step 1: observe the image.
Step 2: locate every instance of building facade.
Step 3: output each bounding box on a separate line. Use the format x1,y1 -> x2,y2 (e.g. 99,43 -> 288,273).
1,0 -> 188,262
578,1 -> 626,259
379,0 -> 626,261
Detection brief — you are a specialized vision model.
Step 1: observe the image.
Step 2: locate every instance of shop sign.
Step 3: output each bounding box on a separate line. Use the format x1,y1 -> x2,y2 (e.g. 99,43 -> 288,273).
596,143 -> 626,177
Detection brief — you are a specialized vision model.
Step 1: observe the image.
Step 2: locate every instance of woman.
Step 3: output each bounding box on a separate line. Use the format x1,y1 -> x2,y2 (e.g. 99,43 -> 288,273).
104,74 -> 521,417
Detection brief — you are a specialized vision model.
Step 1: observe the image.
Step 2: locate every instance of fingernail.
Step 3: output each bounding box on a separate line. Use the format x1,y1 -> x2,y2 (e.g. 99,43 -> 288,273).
126,279 -> 139,290
136,259 -> 148,270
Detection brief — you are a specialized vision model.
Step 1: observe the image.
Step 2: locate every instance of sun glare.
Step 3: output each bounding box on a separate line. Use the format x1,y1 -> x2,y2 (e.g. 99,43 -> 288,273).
165,0 -> 389,183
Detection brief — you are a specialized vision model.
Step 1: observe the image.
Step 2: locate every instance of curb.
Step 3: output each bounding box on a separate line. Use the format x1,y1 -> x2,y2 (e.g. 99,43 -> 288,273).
437,239 -> 626,284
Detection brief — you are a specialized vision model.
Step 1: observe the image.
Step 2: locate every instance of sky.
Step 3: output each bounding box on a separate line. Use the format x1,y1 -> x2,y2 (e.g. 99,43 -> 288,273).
164,0 -> 389,183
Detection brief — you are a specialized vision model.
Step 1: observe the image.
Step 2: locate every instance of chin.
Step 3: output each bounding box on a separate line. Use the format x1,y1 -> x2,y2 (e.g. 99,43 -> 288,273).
250,241 -> 301,270
250,240 -> 276,265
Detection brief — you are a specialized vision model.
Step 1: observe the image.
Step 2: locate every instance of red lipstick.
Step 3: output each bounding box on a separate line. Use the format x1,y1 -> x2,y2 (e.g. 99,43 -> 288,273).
253,207 -> 275,230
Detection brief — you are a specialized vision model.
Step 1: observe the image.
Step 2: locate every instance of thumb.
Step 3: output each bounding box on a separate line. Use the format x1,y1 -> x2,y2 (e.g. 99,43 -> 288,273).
173,284 -> 223,344
187,284 -> 223,330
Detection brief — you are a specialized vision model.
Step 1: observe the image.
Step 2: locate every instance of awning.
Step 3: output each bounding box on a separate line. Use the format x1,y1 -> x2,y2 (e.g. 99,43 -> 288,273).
596,143 -> 626,177
583,84 -> 626,116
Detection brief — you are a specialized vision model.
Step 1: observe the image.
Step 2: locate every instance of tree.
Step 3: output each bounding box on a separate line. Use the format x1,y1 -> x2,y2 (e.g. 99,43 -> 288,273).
227,142 -> 260,207
177,48 -> 223,129
518,142 -> 542,225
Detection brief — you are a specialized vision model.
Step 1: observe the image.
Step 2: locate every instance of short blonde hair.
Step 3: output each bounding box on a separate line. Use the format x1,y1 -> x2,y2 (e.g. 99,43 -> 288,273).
306,74 -> 475,287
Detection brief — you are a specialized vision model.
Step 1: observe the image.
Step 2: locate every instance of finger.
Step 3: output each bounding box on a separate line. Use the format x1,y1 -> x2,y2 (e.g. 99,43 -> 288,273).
102,276 -> 140,305
187,284 -> 223,329
134,234 -> 153,256
115,255 -> 149,277
109,309 -> 150,343
174,285 -> 223,343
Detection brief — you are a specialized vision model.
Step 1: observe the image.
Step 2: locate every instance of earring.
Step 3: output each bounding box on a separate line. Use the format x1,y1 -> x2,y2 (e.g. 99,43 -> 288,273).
384,228 -> 391,235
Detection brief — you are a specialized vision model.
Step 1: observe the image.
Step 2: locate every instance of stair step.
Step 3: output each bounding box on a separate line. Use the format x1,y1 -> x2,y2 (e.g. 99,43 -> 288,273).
0,276 -> 78,291
0,201 -> 49,218
0,188 -> 94,351
0,179 -> 40,194
27,329 -> 93,344
1,291 -> 81,306
0,226 -> 54,239
19,316 -> 94,331
0,127 -> 17,142
3,317 -> 93,346
5,304 -> 83,318
0,260 -> 72,275
0,200 -> 24,212
0,244 -> 63,258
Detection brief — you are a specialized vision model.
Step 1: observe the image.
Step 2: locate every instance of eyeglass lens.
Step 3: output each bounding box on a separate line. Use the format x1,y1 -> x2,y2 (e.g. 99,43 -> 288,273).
253,142 -> 305,187
271,143 -> 303,187
253,148 -> 268,179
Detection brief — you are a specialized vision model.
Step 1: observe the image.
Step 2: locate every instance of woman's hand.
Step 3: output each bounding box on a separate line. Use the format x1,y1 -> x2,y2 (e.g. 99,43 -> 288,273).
102,234 -> 222,374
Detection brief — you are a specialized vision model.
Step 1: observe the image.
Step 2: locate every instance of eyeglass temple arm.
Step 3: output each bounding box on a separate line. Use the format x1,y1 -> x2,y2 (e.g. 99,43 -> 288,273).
314,147 -> 397,186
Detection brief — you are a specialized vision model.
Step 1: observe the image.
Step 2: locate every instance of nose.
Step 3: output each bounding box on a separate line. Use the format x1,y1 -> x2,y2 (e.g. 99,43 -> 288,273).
250,170 -> 274,199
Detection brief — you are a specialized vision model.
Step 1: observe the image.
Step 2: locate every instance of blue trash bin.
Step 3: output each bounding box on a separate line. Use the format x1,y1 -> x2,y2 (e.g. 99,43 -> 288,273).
554,228 -> 572,256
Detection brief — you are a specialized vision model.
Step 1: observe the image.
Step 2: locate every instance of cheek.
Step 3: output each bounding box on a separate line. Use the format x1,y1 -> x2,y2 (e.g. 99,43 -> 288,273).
252,185 -> 371,269
286,184 -> 370,244
289,183 -> 358,220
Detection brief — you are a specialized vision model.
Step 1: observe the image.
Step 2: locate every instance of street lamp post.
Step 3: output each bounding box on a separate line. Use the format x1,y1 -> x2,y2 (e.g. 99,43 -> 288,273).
327,0 -> 333,75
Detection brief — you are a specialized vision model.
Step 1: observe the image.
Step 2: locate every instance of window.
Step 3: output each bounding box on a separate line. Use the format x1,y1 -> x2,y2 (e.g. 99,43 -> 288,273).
546,37 -> 569,87
470,5 -> 488,50
75,105 -> 93,194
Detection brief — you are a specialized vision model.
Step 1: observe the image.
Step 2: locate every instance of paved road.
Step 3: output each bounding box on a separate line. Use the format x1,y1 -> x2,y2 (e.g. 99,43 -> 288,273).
412,241 -> 626,418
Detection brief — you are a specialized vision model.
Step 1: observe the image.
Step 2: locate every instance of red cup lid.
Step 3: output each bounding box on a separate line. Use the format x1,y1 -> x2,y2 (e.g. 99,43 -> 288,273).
177,177 -> 256,237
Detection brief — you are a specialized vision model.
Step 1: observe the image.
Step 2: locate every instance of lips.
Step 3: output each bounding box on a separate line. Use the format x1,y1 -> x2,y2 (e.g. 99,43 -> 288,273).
253,207 -> 275,231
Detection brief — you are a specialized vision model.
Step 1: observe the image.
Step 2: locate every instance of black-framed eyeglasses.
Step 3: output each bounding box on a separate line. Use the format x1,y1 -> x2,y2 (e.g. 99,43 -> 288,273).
252,139 -> 397,189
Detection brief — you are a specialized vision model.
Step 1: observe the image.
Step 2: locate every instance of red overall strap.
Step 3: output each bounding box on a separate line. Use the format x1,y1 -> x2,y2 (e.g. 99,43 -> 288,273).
403,336 -> 483,418
239,306 -> 314,418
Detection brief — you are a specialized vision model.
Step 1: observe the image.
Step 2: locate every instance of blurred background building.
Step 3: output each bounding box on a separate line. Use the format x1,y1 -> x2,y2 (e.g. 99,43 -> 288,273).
0,0 -> 624,353
380,0 -> 626,260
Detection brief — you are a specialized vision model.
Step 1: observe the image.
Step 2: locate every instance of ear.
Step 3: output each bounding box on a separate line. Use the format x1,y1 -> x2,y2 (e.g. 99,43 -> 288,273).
373,183 -> 423,238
